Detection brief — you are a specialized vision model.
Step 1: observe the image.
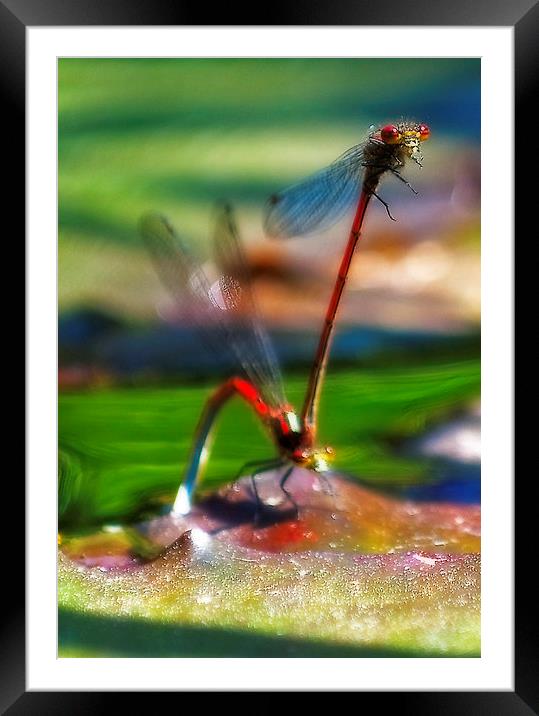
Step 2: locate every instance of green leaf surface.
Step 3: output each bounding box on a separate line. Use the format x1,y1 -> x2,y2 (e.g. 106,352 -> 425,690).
59,359 -> 480,527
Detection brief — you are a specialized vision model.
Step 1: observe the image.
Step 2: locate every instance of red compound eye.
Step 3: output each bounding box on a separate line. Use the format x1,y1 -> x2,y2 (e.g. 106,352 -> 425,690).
419,123 -> 430,141
380,124 -> 401,144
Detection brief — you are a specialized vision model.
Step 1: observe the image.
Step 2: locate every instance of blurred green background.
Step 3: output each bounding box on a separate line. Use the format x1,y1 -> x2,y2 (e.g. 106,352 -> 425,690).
58,58 -> 480,529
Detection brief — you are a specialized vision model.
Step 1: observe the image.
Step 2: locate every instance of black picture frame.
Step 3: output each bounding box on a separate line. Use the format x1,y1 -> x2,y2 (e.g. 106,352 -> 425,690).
8,0 -> 527,711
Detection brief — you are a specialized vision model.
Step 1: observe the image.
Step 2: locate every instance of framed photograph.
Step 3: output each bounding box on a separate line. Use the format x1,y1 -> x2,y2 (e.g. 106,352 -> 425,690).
9,0 -> 527,710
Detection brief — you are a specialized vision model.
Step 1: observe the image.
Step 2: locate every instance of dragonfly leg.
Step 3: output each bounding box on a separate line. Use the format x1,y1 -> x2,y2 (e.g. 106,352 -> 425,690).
364,163 -> 417,195
223,456 -> 282,493
243,458 -> 286,522
231,458 -> 283,487
391,169 -> 418,195
371,190 -> 397,221
279,464 -> 299,519
316,471 -> 335,498
250,474 -> 262,523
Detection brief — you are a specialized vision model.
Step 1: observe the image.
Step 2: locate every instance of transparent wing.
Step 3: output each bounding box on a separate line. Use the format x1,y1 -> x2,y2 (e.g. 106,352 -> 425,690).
264,143 -> 366,238
140,210 -> 285,409
212,206 -> 286,407
140,213 -> 214,319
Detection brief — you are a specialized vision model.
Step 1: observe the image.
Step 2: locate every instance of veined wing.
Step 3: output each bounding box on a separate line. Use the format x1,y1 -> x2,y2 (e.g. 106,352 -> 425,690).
140,210 -> 285,409
264,143 -> 365,238
212,205 -> 286,408
140,213 -> 216,324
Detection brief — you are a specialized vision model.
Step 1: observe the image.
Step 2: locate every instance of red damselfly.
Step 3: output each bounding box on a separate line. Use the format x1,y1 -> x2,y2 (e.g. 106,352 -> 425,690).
140,207 -> 335,517
265,121 -> 430,433
142,121 -> 429,517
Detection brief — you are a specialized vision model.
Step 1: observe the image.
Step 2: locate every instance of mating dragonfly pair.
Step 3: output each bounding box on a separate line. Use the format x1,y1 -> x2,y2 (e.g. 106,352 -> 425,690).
140,121 -> 430,517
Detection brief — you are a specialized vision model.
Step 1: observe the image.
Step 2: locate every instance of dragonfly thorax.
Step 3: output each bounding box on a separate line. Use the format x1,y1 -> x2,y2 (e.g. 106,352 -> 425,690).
271,411 -> 333,472
272,409 -> 304,452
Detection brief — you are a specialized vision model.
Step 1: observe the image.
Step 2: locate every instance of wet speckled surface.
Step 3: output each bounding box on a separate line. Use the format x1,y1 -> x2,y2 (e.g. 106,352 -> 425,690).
140,469 -> 480,554
59,470 -> 480,656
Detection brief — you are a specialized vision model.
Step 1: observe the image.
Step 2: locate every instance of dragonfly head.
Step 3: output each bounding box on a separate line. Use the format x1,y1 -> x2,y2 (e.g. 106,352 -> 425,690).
378,122 -> 430,167
292,445 -> 334,472
310,445 -> 335,472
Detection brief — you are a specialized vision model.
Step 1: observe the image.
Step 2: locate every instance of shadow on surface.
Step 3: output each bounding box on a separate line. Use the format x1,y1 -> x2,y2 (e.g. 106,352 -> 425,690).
59,609 -> 475,658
